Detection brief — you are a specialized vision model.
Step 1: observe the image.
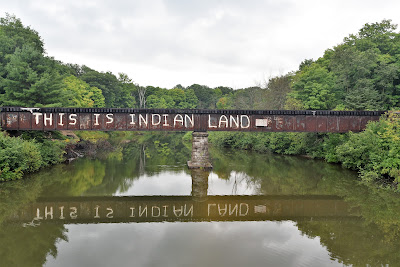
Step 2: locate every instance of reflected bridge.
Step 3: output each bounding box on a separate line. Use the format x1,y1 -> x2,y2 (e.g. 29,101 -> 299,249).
10,169 -> 360,225
10,195 -> 360,226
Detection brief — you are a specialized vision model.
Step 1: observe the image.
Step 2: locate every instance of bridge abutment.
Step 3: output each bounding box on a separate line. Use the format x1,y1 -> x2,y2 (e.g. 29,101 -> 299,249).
187,131 -> 212,169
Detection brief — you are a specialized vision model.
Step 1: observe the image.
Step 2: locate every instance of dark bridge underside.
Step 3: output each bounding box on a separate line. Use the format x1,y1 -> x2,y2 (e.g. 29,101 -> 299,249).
1,107 -> 385,132
9,195 -> 360,225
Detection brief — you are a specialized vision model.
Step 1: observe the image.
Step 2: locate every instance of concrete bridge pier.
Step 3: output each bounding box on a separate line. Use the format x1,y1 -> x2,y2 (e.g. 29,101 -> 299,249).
187,131 -> 212,169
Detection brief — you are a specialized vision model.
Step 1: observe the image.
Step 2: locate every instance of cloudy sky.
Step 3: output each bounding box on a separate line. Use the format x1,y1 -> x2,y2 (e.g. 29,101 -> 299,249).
2,0 -> 400,89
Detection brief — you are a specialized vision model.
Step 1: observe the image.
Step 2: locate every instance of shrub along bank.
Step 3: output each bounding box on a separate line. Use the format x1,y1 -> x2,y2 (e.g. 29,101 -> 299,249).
0,130 -> 140,182
209,113 -> 400,190
0,131 -> 66,181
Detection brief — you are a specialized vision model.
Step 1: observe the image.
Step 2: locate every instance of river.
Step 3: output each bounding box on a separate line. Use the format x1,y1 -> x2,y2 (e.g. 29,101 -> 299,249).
1,134 -> 400,266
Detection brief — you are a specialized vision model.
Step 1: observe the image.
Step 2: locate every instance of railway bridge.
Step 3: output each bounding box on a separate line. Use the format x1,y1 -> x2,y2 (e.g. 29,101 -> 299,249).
0,107 -> 385,168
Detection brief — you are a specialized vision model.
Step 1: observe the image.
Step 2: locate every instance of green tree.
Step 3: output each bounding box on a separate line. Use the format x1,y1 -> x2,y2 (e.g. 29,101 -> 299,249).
188,84 -> 215,108
290,64 -> 337,110
80,67 -> 134,108
0,45 -> 64,107
147,95 -> 169,108
343,19 -> 399,54
183,88 -> 199,108
0,14 -> 44,54
62,75 -> 105,107
0,14 -> 66,107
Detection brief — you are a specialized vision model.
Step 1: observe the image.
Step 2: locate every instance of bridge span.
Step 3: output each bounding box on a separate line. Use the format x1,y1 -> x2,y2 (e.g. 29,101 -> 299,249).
0,107 -> 386,169
1,107 -> 384,133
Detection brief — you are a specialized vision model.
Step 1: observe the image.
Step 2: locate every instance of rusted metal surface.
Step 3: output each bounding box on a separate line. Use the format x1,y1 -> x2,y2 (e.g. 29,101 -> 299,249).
0,107 -> 385,133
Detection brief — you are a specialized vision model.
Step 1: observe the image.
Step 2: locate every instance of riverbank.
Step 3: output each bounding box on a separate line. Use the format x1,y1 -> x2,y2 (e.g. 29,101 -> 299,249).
0,131 -> 66,181
207,112 -> 400,191
0,130 -> 131,182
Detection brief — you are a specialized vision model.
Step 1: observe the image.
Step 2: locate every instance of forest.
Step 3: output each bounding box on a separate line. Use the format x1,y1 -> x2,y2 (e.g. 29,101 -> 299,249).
0,14 -> 400,190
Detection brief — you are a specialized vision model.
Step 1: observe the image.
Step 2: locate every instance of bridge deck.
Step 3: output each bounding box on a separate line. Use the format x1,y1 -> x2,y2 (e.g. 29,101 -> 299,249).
0,107 -> 385,132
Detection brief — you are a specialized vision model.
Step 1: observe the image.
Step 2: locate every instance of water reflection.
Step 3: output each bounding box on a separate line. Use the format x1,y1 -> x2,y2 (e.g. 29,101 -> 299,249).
1,135 -> 400,266
7,169 -> 359,225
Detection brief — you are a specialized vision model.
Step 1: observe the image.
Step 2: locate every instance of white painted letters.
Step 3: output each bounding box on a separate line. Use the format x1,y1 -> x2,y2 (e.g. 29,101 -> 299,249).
45,206 -> 53,219
129,114 -> 136,125
58,113 -> 65,126
174,114 -> 184,126
26,111 -> 257,130
94,205 -> 100,218
106,208 -> 114,218
94,114 -> 100,125
218,204 -> 228,216
44,113 -> 53,126
208,115 -> 217,128
106,113 -> 114,124
185,114 -> 194,128
139,114 -> 148,127
139,205 -> 148,217
59,206 -> 65,219
33,112 -> 42,125
152,114 -> 161,126
69,114 -> 77,125
152,206 -> 161,217
239,203 -> 249,216
162,114 -> 169,126
70,207 -> 78,219
230,115 -> 239,128
240,115 -> 250,129
219,115 -> 228,128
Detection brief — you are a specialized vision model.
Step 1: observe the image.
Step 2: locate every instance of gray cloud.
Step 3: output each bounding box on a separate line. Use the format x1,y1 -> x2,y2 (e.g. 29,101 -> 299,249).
2,0 -> 400,88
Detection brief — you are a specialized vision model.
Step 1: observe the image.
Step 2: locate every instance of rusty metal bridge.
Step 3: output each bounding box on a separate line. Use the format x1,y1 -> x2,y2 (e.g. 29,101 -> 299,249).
0,107 -> 385,133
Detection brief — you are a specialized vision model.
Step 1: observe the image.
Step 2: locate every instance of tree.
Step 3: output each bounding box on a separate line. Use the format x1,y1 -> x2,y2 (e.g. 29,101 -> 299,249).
138,86 -> 147,108
0,45 -> 65,107
188,84 -> 215,108
80,67 -> 134,108
290,64 -> 337,110
184,88 -> 198,109
0,14 -> 44,54
344,79 -> 383,110
216,96 -> 232,109
62,75 -> 105,107
256,74 -> 292,110
343,19 -> 399,55
147,95 -> 168,108
117,72 -> 136,108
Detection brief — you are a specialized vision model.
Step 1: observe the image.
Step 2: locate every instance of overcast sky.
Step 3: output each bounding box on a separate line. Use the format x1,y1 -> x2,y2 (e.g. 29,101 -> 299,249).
2,0 -> 400,89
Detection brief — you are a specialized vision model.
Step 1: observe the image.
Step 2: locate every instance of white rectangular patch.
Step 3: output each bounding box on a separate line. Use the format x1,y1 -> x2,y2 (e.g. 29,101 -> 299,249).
254,205 -> 267,214
255,119 -> 270,127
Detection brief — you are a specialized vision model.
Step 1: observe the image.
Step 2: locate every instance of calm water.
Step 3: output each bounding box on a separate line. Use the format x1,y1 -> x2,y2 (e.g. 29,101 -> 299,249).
1,135 -> 400,267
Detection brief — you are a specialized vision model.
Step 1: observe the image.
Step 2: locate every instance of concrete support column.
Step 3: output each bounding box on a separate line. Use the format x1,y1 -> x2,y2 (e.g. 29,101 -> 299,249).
187,131 -> 212,169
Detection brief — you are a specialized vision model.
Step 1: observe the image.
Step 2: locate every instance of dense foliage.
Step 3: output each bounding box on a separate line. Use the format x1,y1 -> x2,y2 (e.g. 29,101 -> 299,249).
0,132 -> 65,181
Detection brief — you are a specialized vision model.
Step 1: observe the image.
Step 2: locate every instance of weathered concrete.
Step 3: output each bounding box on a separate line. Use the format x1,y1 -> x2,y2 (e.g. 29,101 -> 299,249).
187,131 -> 212,169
